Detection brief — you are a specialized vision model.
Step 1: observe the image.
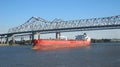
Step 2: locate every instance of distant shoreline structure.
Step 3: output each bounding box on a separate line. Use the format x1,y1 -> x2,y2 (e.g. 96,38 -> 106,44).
0,38 -> 120,46
91,39 -> 120,43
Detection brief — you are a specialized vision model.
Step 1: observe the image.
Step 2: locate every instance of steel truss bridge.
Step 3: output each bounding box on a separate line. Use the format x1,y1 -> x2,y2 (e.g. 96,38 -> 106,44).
8,15 -> 120,34
0,15 -> 120,45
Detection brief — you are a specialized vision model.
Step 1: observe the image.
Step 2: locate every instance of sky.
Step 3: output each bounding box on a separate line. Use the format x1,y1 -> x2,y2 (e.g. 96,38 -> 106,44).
0,0 -> 120,39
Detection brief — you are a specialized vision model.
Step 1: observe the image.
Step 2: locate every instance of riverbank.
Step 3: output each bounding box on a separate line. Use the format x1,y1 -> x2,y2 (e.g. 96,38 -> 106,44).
91,39 -> 120,43
0,39 -> 120,46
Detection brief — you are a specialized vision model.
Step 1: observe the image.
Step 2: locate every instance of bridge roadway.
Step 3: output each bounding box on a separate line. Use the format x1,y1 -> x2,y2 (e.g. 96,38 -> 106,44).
0,15 -> 120,45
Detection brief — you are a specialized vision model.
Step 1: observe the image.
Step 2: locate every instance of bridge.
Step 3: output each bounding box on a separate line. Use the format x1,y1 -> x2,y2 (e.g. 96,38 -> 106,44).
0,15 -> 120,45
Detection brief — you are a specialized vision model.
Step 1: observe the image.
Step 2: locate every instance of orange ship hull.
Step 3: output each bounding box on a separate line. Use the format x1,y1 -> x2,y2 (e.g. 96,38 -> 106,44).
32,39 -> 91,50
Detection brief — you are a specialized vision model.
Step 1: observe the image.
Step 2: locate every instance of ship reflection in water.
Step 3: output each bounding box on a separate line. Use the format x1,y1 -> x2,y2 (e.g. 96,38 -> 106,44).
0,43 -> 120,67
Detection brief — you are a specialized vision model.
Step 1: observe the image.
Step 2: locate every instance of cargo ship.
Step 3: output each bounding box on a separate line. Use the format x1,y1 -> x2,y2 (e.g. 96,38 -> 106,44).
32,33 -> 91,50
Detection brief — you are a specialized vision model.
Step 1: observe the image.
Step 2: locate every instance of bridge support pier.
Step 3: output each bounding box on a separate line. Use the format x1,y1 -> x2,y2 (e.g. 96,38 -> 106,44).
5,34 -> 12,45
21,37 -> 24,41
30,35 -> 32,41
7,35 -> 15,45
56,32 -> 61,39
29,35 -> 33,44
12,35 -> 15,45
0,36 -> 2,44
0,36 -> 7,45
37,32 -> 40,39
31,32 -> 35,40
6,36 -> 9,44
2,36 -> 5,45
0,37 -> 2,45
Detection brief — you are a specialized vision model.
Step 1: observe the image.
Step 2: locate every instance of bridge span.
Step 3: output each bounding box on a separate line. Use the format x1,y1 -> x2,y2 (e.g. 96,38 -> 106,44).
0,15 -> 120,45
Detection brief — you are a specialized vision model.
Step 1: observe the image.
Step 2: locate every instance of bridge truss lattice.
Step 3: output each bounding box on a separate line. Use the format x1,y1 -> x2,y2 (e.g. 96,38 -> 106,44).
8,15 -> 120,33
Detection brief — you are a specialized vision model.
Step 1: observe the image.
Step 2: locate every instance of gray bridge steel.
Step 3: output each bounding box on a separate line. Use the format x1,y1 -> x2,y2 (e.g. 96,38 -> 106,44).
0,15 -> 120,45
8,15 -> 120,34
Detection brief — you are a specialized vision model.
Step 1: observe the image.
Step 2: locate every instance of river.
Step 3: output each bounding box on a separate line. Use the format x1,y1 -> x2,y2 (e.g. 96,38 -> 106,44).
0,43 -> 120,67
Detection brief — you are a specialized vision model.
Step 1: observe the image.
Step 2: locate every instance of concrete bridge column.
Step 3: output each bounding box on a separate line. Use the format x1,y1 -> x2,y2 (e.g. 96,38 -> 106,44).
6,36 -> 9,44
0,36 -> 1,44
0,37 -> 2,44
31,32 -> 35,40
12,35 -> 15,45
5,35 -> 10,45
8,35 -> 15,45
2,36 -> 5,44
37,32 -> 40,39
21,37 -> 24,41
30,35 -> 32,41
56,32 -> 61,39
29,35 -> 32,44
29,35 -> 32,41
1,37 -> 4,45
